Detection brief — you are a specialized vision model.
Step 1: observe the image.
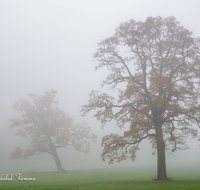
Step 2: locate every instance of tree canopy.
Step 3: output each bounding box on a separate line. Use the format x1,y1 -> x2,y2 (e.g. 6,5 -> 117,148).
10,90 -> 97,172
81,16 -> 200,180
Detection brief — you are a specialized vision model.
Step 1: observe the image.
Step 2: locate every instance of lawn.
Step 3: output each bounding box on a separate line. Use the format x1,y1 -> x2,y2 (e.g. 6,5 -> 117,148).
0,165 -> 200,190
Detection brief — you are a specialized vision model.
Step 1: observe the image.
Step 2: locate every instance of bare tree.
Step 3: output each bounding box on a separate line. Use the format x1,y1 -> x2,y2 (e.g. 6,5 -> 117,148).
81,16 -> 200,180
10,90 -> 97,172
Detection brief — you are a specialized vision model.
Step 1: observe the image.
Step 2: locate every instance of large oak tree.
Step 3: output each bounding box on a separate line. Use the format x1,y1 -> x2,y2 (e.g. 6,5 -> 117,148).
10,90 -> 97,172
81,16 -> 200,180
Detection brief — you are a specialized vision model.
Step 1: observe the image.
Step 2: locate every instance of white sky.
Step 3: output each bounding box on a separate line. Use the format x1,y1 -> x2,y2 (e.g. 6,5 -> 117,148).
0,0 -> 200,172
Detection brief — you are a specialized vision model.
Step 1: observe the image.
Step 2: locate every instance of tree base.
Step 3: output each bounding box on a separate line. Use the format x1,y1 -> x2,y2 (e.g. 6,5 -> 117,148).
56,169 -> 67,173
153,177 -> 171,181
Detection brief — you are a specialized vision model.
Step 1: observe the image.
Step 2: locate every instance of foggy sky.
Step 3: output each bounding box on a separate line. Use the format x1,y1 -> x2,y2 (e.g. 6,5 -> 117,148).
1,0 -> 200,173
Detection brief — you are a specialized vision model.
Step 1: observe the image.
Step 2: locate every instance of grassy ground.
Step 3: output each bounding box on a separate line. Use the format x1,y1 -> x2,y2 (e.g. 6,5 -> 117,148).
0,165 -> 200,190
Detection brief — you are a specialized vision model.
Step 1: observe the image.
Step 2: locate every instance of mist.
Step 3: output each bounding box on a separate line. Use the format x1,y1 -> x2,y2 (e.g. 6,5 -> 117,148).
1,0 -> 200,175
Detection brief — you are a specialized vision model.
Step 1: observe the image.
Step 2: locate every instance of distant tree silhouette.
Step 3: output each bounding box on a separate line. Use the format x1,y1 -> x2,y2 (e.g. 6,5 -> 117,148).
10,90 -> 97,172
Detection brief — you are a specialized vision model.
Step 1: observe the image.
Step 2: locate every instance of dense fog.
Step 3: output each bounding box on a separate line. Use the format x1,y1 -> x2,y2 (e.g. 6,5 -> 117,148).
1,0 -> 200,174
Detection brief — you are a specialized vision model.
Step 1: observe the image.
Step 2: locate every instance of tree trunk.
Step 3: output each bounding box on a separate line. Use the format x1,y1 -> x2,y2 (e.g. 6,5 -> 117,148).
51,148 -> 66,173
48,137 -> 66,173
155,126 -> 167,180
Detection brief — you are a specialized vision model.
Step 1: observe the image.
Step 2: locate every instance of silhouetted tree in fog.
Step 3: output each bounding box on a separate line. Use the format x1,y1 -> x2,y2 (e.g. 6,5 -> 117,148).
81,16 -> 200,180
10,90 -> 97,173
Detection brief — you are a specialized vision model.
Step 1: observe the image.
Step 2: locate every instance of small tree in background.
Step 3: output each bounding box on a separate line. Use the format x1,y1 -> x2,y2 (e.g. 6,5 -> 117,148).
81,16 -> 200,180
10,89 -> 97,172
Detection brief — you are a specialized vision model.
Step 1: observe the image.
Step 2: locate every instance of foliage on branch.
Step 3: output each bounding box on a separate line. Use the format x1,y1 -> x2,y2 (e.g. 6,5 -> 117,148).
10,90 -> 97,160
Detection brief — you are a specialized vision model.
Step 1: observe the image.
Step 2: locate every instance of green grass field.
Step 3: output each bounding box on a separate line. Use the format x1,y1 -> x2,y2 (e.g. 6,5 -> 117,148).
0,165 -> 200,190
